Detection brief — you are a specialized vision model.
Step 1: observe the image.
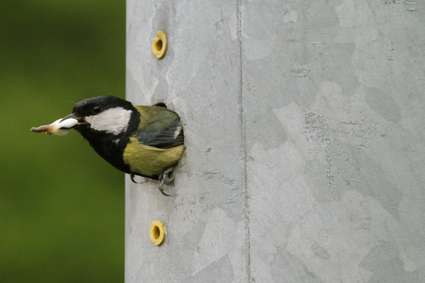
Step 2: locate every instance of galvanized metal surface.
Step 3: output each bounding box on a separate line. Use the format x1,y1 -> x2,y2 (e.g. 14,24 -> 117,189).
126,1 -> 425,282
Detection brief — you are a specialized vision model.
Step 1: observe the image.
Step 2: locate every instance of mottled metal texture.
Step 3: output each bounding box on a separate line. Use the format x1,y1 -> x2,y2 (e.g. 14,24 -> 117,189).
126,1 -> 425,282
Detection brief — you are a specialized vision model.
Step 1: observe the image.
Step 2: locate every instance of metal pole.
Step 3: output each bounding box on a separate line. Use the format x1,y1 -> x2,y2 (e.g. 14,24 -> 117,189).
126,1 -> 425,282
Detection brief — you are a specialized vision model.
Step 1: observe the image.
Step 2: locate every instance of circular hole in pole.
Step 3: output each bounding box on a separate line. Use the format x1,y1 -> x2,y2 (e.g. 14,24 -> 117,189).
155,39 -> 163,52
151,31 -> 167,59
150,220 -> 165,246
152,226 -> 160,239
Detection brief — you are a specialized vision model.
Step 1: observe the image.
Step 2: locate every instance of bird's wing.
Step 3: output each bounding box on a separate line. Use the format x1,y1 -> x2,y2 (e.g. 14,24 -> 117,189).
134,106 -> 184,149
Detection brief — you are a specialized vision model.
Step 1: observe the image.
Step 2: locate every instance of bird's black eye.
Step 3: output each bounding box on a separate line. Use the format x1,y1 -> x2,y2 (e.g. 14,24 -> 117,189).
92,105 -> 102,114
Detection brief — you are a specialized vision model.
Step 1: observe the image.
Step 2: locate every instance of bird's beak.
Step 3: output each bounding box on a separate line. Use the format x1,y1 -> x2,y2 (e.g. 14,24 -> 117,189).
31,114 -> 81,136
60,113 -> 87,125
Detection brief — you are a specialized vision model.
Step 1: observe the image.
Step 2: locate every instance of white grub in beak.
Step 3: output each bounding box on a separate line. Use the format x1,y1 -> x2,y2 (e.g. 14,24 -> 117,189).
31,117 -> 79,136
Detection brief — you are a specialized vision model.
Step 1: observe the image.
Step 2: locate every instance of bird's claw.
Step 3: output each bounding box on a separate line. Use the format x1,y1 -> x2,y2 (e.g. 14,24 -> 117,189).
158,166 -> 175,196
130,173 -> 137,183
131,167 -> 175,196
130,173 -> 142,184
158,180 -> 170,196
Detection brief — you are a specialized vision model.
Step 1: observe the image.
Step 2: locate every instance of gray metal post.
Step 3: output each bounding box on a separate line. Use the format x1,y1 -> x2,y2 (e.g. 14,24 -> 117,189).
126,1 -> 425,282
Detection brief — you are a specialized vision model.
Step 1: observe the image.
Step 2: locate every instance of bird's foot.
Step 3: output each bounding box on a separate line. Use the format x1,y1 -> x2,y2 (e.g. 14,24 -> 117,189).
130,173 -> 146,184
158,166 -> 176,196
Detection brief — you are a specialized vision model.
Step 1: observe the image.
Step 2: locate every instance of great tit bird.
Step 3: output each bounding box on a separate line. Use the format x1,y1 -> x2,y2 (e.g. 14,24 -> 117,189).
31,95 -> 185,196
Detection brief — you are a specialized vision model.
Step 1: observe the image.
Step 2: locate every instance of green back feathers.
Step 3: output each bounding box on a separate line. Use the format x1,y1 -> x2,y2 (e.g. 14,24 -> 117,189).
133,105 -> 184,149
135,106 -> 178,132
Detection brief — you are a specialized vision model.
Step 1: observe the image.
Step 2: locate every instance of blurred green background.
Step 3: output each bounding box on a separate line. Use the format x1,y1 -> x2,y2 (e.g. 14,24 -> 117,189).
1,0 -> 125,282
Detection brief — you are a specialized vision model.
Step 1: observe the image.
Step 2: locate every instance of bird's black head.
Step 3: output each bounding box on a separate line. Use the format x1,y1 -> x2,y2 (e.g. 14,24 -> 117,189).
58,96 -> 141,174
68,95 -> 139,136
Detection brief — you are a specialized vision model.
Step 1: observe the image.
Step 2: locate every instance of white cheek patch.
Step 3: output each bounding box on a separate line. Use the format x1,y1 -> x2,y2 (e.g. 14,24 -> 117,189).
85,107 -> 132,135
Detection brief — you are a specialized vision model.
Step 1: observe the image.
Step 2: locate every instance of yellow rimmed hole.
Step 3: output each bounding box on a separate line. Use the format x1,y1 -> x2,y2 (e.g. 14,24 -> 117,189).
151,31 -> 167,59
150,220 -> 165,246
155,39 -> 163,52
